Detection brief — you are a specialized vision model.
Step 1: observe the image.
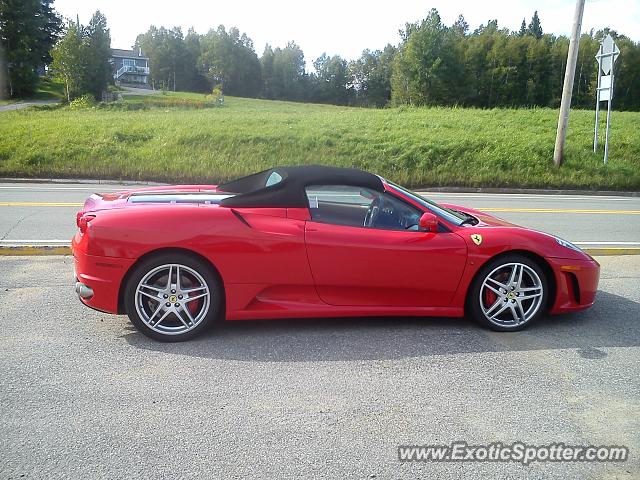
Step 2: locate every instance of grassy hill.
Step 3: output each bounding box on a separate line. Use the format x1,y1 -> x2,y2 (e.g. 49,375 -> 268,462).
0,91 -> 638,190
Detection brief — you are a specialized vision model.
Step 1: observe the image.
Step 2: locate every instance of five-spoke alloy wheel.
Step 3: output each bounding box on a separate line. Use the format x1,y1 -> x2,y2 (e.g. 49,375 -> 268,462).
125,253 -> 222,341
469,254 -> 548,331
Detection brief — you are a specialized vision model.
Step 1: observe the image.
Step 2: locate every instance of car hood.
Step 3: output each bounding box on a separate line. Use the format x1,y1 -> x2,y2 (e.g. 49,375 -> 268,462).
440,203 -> 516,227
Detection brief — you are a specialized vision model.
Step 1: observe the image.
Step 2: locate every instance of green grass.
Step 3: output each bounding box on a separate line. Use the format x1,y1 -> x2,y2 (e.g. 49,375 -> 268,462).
0,91 -> 638,190
32,78 -> 66,101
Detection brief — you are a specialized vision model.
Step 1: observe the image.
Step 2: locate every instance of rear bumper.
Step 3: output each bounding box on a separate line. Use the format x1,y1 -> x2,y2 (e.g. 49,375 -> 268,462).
72,233 -> 135,314
548,256 -> 600,314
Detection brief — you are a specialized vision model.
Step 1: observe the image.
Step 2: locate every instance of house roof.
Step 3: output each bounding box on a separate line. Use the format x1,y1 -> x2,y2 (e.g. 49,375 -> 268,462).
111,48 -> 149,59
218,165 -> 384,208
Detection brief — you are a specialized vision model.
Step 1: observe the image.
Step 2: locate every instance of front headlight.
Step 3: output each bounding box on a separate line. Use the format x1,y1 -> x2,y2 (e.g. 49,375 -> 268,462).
555,237 -> 583,253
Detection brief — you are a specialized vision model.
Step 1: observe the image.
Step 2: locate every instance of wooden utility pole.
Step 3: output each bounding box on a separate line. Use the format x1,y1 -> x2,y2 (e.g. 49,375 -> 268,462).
553,0 -> 586,167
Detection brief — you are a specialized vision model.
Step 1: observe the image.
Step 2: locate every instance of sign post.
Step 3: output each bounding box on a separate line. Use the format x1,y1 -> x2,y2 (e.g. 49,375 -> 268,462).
594,34 -> 620,163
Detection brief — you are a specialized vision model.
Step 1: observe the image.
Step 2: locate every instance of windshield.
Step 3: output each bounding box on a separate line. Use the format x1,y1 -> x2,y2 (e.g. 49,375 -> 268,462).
387,182 -> 468,226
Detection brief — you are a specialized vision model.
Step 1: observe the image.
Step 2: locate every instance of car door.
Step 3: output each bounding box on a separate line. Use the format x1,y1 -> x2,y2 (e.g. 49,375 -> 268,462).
304,185 -> 467,307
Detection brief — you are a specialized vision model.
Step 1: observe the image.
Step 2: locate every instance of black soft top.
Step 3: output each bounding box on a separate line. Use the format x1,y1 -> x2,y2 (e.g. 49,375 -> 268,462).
218,165 -> 384,208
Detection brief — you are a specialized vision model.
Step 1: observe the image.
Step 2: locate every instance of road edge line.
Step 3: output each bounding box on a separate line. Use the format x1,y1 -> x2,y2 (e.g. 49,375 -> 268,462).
0,245 -> 72,256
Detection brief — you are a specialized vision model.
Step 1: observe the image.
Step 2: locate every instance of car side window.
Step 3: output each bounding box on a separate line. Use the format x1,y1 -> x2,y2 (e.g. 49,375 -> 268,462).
305,186 -> 422,231
306,185 -> 378,228
376,193 -> 422,231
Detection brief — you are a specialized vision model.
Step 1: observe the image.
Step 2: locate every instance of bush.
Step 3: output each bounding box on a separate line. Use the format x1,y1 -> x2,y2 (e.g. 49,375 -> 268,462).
68,94 -> 97,109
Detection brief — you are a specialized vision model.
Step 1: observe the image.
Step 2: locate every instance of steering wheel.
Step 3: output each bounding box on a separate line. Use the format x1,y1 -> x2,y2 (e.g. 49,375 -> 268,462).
363,196 -> 382,227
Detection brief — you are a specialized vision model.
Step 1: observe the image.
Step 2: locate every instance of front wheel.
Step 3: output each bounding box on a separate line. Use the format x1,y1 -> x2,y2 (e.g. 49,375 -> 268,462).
468,254 -> 548,331
124,253 -> 222,342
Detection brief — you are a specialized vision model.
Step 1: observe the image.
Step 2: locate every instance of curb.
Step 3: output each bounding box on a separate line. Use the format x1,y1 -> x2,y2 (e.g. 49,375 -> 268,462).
1,245 -> 639,257
0,177 -> 166,186
420,187 -> 640,197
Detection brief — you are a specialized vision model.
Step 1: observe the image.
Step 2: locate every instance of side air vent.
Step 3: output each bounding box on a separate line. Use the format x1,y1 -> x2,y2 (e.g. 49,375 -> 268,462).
567,272 -> 581,305
231,210 -> 251,227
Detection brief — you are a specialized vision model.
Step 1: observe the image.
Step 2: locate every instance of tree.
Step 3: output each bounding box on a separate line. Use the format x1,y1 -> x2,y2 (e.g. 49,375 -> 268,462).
524,35 -> 552,105
311,53 -> 350,105
615,36 -> 640,111
136,26 -> 169,90
184,28 -> 208,92
269,41 -> 306,101
123,13 -> 640,111
349,45 -> 396,107
84,11 -> 111,99
136,26 -> 203,92
198,26 -> 261,97
518,19 -> 527,37
527,11 -> 543,39
260,44 -> 275,98
452,14 -> 469,37
391,9 -> 459,106
50,20 -> 85,101
0,0 -> 61,97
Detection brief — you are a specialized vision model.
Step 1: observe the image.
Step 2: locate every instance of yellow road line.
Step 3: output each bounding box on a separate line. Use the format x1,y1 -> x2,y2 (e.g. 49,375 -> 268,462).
584,247 -> 640,256
481,208 -> 640,214
0,202 -> 82,206
0,246 -> 72,256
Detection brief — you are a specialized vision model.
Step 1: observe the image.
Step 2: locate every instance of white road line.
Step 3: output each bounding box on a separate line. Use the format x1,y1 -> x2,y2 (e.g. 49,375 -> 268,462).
0,240 -> 71,244
574,242 -> 640,245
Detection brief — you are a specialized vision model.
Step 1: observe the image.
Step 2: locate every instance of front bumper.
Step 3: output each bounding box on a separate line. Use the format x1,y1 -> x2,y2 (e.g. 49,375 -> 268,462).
72,233 -> 135,314
548,256 -> 600,314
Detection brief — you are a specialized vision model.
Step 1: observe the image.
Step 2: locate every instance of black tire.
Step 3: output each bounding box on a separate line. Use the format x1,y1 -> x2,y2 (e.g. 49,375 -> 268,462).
124,252 -> 223,342
468,254 -> 548,332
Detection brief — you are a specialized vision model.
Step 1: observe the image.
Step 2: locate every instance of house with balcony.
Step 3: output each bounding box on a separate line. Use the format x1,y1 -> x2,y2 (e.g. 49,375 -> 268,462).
110,48 -> 150,87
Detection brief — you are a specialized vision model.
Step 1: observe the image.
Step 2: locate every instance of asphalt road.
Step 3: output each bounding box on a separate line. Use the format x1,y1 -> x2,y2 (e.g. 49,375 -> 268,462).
0,255 -> 638,479
0,182 -> 639,248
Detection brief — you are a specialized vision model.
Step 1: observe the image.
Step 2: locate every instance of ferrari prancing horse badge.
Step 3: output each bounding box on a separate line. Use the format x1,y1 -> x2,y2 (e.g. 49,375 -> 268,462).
471,234 -> 483,246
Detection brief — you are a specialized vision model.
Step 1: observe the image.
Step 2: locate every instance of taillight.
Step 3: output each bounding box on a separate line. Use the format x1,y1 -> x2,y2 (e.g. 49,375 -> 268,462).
77,214 -> 96,233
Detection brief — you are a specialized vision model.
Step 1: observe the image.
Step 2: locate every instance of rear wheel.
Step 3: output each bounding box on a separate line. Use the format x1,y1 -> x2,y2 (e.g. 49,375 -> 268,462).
124,253 -> 222,341
468,254 -> 548,331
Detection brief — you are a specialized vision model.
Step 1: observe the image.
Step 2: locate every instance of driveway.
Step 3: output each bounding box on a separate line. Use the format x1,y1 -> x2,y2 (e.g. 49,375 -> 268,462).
0,99 -> 59,112
120,86 -> 160,96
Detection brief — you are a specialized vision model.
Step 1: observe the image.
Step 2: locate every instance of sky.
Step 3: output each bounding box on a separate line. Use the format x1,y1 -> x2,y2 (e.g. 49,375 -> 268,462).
54,0 -> 640,68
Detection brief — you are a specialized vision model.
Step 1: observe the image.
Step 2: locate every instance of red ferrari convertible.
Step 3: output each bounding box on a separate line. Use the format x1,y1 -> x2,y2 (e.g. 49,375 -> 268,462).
72,165 -> 599,341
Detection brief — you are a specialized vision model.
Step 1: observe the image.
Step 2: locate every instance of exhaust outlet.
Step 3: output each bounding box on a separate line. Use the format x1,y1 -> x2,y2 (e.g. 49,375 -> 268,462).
75,282 -> 94,300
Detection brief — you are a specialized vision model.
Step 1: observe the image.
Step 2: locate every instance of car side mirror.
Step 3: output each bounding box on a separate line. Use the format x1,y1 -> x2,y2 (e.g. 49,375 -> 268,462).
418,212 -> 438,232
